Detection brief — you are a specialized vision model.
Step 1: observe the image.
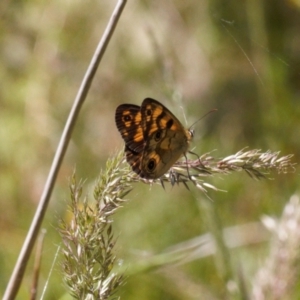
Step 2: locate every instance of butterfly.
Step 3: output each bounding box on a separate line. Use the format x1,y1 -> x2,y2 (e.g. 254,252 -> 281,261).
115,98 -> 193,179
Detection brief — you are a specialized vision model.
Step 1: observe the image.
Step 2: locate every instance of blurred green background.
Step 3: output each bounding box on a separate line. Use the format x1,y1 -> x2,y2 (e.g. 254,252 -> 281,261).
1,0 -> 300,299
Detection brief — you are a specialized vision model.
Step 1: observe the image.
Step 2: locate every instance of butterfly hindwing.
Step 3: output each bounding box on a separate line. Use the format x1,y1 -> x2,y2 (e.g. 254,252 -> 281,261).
124,146 -> 143,176
139,128 -> 191,178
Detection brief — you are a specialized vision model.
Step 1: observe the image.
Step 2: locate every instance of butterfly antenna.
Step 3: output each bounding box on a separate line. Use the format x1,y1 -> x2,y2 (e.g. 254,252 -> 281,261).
188,109 -> 217,130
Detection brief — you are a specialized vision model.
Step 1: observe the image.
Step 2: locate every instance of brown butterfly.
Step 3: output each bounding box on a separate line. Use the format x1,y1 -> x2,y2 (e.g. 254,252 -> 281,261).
115,98 -> 193,179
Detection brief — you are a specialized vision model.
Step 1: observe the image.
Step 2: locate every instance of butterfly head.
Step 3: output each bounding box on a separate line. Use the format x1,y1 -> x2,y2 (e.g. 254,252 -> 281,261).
188,129 -> 195,138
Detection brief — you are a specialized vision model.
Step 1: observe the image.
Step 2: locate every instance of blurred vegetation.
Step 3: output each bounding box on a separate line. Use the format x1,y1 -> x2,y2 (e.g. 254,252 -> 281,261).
1,0 -> 300,299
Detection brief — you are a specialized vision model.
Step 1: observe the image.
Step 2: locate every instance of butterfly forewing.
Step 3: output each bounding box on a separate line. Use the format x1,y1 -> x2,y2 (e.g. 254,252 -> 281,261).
141,98 -> 186,140
115,104 -> 144,153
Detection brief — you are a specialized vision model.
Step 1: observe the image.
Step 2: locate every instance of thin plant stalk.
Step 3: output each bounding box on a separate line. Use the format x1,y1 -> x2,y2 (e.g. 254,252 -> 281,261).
30,229 -> 46,300
197,196 -> 237,298
3,1 -> 127,299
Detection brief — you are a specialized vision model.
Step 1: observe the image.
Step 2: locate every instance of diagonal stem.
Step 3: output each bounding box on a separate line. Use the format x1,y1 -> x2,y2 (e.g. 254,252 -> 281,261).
3,1 -> 127,299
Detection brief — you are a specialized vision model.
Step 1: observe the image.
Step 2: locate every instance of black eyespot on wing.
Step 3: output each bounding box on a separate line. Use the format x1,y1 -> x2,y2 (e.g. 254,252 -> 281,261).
115,104 -> 140,131
147,159 -> 156,171
154,130 -> 162,141
123,115 -> 132,122
146,108 -> 152,116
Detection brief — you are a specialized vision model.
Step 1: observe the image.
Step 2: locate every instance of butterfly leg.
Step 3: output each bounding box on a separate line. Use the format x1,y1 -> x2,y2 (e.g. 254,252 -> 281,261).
188,150 -> 205,168
183,152 -> 193,180
168,168 -> 190,190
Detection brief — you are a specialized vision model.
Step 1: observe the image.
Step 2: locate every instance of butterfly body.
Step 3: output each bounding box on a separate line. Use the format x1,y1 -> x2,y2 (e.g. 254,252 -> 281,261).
115,98 -> 192,179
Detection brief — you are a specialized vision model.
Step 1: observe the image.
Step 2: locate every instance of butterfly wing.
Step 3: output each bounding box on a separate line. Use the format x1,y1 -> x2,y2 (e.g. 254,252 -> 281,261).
124,146 -> 144,176
115,104 -> 146,176
115,104 -> 144,153
141,98 -> 183,141
115,99 -> 193,179
139,98 -> 192,179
